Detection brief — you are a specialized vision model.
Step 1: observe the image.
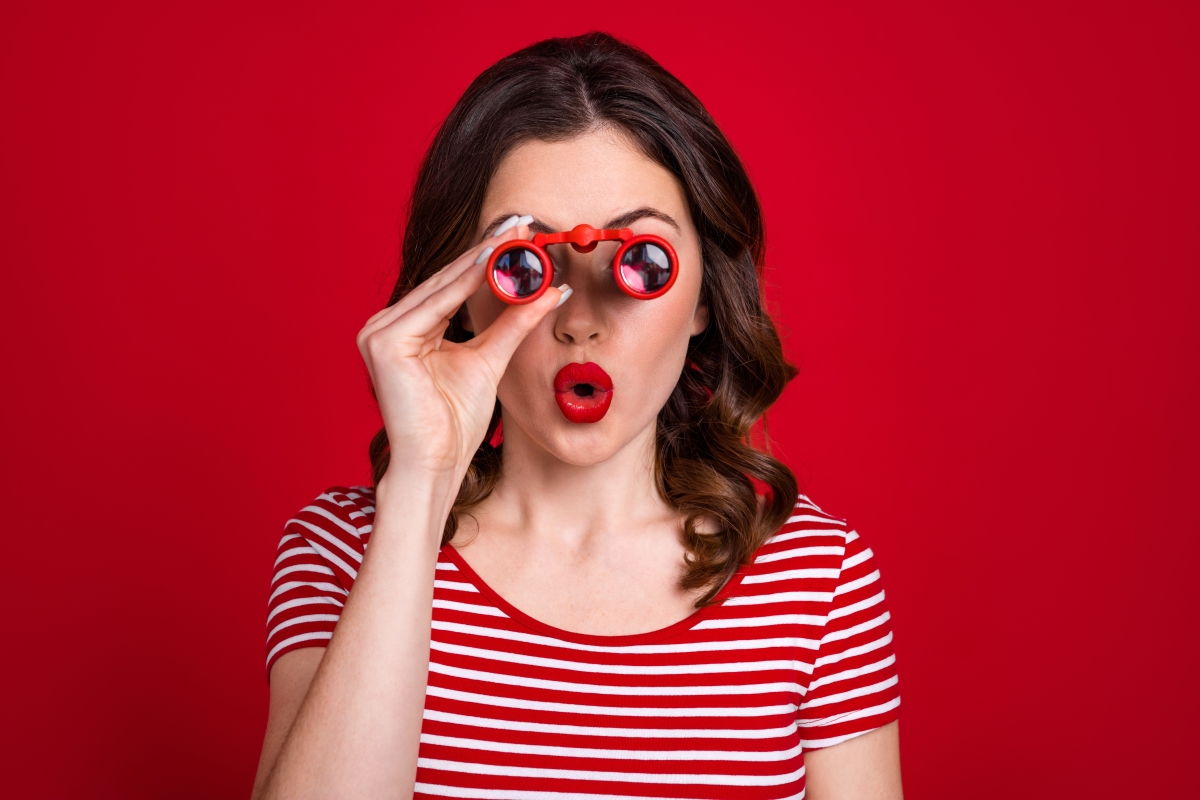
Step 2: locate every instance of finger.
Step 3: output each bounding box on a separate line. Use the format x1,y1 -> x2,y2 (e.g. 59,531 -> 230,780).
408,215 -> 533,307
360,293 -> 459,364
359,243 -> 496,363
472,284 -> 569,369
418,316 -> 454,358
382,245 -> 500,340
379,216 -> 540,340
360,244 -> 487,333
362,218 -> 533,334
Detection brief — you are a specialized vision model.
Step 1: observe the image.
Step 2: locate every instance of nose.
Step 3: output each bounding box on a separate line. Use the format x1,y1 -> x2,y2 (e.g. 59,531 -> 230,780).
553,251 -> 610,346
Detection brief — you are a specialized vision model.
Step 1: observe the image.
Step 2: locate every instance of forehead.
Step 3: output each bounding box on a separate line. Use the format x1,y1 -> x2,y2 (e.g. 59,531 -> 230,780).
482,129 -> 689,230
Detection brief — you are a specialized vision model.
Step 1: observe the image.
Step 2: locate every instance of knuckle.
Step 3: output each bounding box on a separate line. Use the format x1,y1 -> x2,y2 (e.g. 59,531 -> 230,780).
362,330 -> 388,357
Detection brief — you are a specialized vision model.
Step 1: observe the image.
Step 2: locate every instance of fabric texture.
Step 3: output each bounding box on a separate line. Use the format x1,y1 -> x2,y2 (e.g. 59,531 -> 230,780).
266,487 -> 900,799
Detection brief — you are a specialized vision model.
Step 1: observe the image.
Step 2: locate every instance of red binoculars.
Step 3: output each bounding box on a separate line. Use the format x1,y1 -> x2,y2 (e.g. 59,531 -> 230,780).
486,224 -> 679,304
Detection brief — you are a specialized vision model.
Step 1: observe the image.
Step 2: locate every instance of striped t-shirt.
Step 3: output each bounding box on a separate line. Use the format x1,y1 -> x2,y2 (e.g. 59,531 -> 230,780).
266,487 -> 901,799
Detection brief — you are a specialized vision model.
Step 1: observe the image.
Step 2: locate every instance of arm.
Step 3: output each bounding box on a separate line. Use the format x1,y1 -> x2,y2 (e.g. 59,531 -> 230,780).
804,720 -> 903,800
798,525 -> 903,799
251,478 -> 447,799
251,217 -> 563,799
251,649 -> 321,799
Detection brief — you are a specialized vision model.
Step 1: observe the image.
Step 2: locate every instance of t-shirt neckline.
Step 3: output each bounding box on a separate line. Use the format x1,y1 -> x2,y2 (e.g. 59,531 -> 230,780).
439,543 -> 751,647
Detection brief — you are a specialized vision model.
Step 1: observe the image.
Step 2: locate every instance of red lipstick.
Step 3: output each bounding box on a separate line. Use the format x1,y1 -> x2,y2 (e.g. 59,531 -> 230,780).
553,362 -> 613,423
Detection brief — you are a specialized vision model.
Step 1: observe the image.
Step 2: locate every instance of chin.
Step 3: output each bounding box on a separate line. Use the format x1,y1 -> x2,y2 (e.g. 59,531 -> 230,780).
505,396 -> 652,467
498,365 -> 675,465
503,409 -> 618,465
544,426 -> 627,466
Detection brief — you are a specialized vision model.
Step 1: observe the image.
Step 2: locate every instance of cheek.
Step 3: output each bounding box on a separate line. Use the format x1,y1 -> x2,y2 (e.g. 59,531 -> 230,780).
640,327 -> 690,385
494,312 -> 557,401
608,299 -> 697,408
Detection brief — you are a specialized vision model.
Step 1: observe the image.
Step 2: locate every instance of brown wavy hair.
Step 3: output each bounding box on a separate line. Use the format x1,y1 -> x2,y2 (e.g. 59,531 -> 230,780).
370,32 -> 798,605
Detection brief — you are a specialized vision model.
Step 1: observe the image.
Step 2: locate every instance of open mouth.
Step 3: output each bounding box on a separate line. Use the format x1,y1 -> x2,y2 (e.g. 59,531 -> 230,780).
553,362 -> 614,423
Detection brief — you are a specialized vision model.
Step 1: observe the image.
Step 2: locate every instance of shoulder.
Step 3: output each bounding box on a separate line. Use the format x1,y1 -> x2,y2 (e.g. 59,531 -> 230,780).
286,486 -> 376,539
753,493 -> 855,565
276,486 -> 376,589
291,485 -> 377,527
265,486 -> 376,672
721,494 -> 876,602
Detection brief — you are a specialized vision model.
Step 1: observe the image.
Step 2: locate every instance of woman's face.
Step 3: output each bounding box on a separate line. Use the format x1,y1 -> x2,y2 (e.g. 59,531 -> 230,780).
463,128 -> 708,466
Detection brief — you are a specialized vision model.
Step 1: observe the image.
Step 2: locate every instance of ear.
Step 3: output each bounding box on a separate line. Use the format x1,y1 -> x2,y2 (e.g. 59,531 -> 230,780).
690,299 -> 710,336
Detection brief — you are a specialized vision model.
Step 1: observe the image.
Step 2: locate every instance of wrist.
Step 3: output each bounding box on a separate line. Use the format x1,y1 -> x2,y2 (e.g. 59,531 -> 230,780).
376,465 -> 459,504
373,469 -> 460,541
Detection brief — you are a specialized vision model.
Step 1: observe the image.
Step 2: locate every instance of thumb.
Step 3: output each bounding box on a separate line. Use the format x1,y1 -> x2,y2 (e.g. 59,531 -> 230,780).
473,284 -> 570,370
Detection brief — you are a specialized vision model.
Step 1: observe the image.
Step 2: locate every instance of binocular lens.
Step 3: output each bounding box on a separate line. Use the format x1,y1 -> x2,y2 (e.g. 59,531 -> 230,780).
491,247 -> 545,299
619,242 -> 673,295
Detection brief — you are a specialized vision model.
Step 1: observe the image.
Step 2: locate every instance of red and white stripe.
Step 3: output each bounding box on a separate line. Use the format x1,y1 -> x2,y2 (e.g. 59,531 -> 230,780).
267,488 -> 900,799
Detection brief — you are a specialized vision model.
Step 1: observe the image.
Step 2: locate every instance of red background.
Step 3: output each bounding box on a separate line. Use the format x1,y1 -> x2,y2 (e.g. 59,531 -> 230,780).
2,1 -> 1197,797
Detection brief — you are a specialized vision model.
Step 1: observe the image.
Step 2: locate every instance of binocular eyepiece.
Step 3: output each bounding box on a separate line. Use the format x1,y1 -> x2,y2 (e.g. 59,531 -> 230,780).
487,224 -> 678,304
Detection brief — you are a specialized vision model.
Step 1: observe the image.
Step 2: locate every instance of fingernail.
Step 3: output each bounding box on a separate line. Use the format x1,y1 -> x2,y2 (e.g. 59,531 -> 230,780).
554,284 -> 573,308
515,214 -> 534,227
493,215 -> 520,236
474,245 -> 495,265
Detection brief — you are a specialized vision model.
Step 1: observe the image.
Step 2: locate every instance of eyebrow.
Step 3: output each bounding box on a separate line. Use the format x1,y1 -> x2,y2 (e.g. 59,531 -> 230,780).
482,207 -> 681,238
602,207 -> 681,232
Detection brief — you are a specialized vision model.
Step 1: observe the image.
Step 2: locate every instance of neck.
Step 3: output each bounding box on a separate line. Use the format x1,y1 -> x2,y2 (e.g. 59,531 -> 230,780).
480,415 -> 675,547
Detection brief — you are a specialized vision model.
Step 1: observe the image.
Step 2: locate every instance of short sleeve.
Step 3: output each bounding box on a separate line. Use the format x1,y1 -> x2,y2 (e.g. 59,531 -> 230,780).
798,526 -> 901,749
264,486 -> 374,675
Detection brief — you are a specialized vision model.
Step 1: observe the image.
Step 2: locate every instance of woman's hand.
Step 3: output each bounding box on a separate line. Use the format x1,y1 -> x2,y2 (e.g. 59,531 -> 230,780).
254,217 -> 567,800
356,215 -> 565,485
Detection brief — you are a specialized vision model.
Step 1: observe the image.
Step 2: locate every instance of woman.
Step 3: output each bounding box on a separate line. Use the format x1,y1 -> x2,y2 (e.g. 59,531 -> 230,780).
253,33 -> 902,800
